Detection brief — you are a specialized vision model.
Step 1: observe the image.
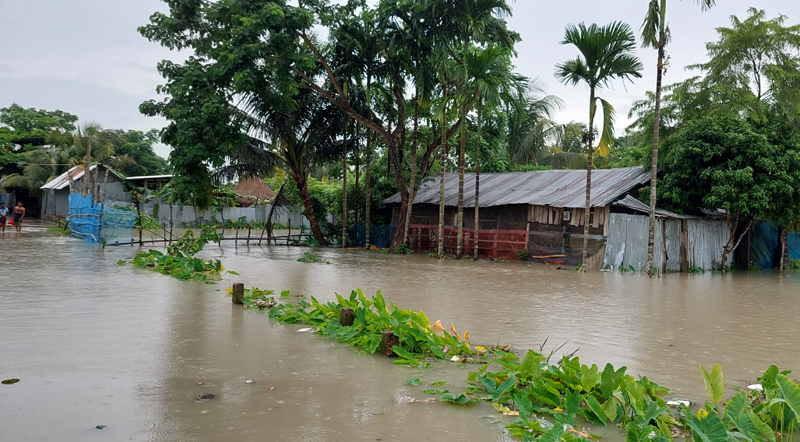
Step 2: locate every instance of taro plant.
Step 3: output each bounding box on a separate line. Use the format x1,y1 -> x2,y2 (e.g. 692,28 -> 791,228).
268,289 -> 472,367
678,364 -> 799,442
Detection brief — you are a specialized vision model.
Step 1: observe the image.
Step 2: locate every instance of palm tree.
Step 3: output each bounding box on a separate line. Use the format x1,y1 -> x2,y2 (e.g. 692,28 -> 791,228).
461,44 -> 526,259
441,0 -> 517,258
219,89 -> 343,246
556,22 -> 643,271
641,0 -> 715,276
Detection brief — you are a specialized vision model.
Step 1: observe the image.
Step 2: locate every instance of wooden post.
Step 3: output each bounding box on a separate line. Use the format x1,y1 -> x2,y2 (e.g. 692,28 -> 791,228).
339,308 -> 355,326
232,283 -> 244,305
380,331 -> 399,357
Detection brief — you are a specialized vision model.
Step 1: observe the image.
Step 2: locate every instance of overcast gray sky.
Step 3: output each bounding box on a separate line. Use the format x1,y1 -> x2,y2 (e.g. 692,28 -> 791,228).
2,0 -> 799,159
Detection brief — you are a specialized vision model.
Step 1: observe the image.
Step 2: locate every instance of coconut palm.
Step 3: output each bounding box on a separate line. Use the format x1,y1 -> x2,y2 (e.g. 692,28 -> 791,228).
556,22 -> 643,271
218,88 -> 343,246
641,0 -> 716,276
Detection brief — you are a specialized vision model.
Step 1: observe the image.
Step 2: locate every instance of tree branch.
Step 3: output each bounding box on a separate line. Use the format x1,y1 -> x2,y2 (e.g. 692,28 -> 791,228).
297,31 -> 349,106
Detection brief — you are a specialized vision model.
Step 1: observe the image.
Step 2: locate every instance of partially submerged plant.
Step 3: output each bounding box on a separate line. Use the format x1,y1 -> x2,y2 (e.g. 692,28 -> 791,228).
268,289 -> 471,368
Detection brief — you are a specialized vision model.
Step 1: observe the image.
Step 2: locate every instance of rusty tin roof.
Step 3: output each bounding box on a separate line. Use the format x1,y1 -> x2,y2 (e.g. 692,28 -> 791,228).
384,167 -> 651,208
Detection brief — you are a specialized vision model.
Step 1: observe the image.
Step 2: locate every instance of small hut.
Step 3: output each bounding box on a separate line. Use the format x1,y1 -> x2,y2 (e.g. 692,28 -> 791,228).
234,178 -> 275,207
40,165 -> 128,219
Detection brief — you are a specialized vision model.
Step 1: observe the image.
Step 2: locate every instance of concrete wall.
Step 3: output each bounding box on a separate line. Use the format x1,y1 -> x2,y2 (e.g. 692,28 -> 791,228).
105,200 -> 329,229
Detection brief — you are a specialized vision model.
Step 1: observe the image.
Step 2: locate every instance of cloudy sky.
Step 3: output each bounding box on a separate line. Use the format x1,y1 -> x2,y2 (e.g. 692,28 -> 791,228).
2,0 -> 798,159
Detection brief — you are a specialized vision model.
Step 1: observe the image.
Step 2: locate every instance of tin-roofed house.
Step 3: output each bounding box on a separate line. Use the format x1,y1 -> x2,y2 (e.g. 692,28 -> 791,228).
40,165 -> 129,219
384,166 -> 651,268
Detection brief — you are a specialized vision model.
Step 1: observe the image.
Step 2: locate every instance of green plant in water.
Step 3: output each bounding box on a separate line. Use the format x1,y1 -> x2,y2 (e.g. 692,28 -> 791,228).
380,249 -> 390,255
518,250 -> 528,261
396,243 -> 413,255
789,259 -> 800,270
267,289 -> 472,368
297,252 -> 321,263
129,225 -> 226,282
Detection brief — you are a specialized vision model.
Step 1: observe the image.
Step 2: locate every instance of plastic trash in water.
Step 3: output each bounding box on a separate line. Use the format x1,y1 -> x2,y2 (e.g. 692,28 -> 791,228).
667,399 -> 692,407
747,384 -> 764,391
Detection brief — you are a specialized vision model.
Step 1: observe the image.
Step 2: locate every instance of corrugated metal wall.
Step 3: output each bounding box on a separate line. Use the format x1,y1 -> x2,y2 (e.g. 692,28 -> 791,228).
605,214 -> 725,272
686,219 -> 730,271
605,214 -> 662,271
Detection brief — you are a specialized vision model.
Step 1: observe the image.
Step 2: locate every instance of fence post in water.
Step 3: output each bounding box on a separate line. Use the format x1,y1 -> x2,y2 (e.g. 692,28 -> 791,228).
340,308 -> 355,326
232,283 -> 244,305
380,331 -> 399,357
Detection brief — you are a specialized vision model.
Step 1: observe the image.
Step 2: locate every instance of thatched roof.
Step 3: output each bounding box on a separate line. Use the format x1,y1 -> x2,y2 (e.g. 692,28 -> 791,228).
234,178 -> 275,207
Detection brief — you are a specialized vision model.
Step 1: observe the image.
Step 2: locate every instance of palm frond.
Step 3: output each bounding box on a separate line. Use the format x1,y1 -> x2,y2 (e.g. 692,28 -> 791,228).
641,0 -> 661,48
596,97 -> 616,157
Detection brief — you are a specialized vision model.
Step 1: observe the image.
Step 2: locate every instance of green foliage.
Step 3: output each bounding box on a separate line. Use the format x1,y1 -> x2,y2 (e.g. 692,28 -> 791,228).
167,225 -> 221,256
395,243 -> 413,255
408,376 -> 422,387
659,117 -> 782,219
700,364 -> 725,404
131,249 -> 225,282
297,252 -> 321,263
440,391 -> 479,406
238,287 -> 276,309
128,225 -> 224,282
267,289 -> 472,366
517,249 -> 527,260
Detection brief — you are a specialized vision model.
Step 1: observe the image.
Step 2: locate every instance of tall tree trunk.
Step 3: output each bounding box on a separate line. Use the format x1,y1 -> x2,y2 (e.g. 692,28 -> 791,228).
365,132 -> 371,251
581,91 -> 596,271
297,174 -> 327,246
646,32 -> 666,277
438,88 -> 448,257
402,103 -> 419,247
456,102 -> 466,259
779,226 -> 787,271
83,136 -> 93,197
474,162 -> 480,260
342,120 -> 349,248
474,100 -> 483,261
354,132 -> 360,225
720,214 -> 752,271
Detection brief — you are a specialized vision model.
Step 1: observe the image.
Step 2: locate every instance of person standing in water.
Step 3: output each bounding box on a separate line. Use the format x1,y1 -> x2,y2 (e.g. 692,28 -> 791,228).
12,201 -> 25,232
0,202 -> 8,232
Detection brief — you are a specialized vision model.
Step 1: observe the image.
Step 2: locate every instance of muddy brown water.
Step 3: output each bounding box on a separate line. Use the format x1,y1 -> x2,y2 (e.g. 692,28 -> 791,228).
1,227 -> 799,441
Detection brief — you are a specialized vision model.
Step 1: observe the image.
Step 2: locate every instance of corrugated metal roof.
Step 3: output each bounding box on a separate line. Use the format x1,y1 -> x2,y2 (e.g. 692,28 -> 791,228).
613,195 -> 687,219
384,167 -> 651,208
126,174 -> 173,181
40,165 -> 124,190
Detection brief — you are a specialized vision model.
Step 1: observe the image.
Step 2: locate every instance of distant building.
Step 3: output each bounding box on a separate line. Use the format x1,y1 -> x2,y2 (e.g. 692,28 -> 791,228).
385,167 -> 652,267
40,165 -> 128,218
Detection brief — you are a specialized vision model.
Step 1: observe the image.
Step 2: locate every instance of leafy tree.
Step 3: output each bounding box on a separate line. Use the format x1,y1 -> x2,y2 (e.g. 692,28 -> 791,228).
640,0 -> 715,275
658,117 -> 795,269
688,8 -> 800,120
556,22 -> 642,270
139,0 -> 465,251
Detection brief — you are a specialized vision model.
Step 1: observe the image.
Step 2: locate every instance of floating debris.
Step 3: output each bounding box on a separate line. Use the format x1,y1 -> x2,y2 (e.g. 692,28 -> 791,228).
297,327 -> 315,333
1,378 -> 20,385
667,399 -> 692,407
747,383 -> 764,391
245,380 -> 254,384
95,425 -> 106,430
196,393 -> 215,402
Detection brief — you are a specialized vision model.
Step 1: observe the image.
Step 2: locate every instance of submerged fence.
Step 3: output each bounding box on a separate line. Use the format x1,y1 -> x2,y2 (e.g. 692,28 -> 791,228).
68,194 -> 137,244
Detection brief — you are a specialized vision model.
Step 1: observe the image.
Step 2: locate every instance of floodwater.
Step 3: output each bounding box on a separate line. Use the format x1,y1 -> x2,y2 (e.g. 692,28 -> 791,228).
1,226 -> 799,442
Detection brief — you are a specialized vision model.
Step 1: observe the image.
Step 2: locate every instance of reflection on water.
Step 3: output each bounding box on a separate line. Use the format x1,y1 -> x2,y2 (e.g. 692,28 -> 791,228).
1,227 -> 799,441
